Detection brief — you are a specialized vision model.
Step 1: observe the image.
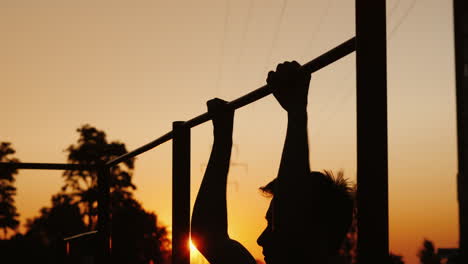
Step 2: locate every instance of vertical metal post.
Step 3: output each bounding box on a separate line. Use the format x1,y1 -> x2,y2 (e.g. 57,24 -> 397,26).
97,165 -> 111,263
454,0 -> 468,262
355,1 -> 389,263
172,121 -> 191,264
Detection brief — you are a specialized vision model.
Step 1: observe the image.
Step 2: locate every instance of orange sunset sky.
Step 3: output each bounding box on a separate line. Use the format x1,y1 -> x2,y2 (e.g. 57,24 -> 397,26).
1,1 -> 459,263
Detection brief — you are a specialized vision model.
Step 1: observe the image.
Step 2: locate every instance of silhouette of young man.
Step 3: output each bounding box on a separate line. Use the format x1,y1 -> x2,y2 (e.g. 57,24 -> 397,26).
191,61 -> 354,264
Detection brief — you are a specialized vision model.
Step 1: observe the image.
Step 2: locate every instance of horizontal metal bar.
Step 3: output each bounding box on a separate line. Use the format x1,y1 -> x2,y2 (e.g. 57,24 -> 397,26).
185,37 -> 356,128
0,162 -> 96,171
107,37 -> 356,167
106,131 -> 173,167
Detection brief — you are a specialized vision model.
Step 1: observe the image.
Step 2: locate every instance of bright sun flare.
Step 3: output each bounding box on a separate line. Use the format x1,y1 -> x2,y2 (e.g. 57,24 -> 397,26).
189,239 -> 197,252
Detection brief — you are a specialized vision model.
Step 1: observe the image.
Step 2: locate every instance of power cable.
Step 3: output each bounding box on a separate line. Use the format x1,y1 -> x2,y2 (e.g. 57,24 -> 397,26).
234,0 -> 255,69
388,0 -> 418,37
301,0 -> 333,60
311,0 -> 418,138
215,0 -> 231,97
264,0 -> 289,70
388,0 -> 402,20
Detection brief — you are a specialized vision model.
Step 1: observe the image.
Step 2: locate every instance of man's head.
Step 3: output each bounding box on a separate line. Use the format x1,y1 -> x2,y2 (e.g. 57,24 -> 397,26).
256,171 -> 354,263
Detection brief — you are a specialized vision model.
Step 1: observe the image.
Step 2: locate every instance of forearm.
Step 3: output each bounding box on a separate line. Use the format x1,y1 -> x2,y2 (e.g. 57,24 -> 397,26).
277,110 -> 310,181
192,136 -> 256,264
192,135 -> 232,240
274,110 -> 311,235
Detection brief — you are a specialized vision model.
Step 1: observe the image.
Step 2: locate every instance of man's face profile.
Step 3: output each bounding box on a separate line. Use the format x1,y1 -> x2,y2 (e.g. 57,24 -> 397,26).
257,202 -> 281,264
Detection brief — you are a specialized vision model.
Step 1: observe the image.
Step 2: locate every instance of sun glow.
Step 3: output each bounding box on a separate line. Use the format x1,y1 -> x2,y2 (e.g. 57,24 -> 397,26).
189,239 -> 210,263
189,239 -> 197,252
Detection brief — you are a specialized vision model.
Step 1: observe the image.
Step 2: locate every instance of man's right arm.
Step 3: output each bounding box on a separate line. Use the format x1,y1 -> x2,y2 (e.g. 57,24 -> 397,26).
267,61 -> 314,241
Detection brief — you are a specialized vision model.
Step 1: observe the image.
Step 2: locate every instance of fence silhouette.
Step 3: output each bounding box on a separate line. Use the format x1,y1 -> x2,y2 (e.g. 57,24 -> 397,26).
0,1 -> 393,263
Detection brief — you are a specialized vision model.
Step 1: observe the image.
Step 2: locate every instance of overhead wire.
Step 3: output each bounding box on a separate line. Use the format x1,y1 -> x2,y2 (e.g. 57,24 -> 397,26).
312,0 -> 403,121
301,0 -> 333,61
214,0 -> 417,138
263,0 -> 289,71
388,0 -> 402,20
234,0 -> 255,69
311,0 -> 419,139
215,0 -> 231,97
242,0 -> 287,114
222,0 -> 255,113
388,0 -> 418,37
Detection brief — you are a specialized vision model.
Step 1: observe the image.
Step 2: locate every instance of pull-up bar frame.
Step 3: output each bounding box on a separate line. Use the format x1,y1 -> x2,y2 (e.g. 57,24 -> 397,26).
0,36 -> 360,264
0,2 -> 390,263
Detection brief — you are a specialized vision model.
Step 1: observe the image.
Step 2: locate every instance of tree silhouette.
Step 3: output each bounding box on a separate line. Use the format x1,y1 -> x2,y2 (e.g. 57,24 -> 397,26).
418,239 -> 441,264
26,194 -> 87,242
389,252 -> 405,264
60,124 -> 170,263
2,193 -> 89,264
111,196 -> 171,264
0,142 -> 20,239
62,124 -> 135,229
1,125 -> 171,263
22,193 -> 171,264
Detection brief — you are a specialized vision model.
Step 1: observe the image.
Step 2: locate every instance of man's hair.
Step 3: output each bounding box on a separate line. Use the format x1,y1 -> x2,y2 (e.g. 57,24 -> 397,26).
259,170 -> 355,255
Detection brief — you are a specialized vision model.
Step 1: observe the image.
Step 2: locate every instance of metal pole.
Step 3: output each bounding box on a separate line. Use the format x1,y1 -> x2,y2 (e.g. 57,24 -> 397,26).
97,165 -> 111,263
454,0 -> 468,262
355,1 -> 389,263
172,121 -> 191,264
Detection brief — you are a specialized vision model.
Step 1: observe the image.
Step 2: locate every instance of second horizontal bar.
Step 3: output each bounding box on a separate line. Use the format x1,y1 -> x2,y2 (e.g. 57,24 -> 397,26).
0,162 -> 96,171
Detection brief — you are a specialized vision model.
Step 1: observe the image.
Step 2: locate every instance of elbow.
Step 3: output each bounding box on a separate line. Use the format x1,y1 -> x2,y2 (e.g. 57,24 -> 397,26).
190,223 -> 206,243
191,211 -> 227,240
191,218 -> 211,250
191,221 -> 228,255
190,227 -> 214,258
191,213 -> 207,239
190,222 -> 221,244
